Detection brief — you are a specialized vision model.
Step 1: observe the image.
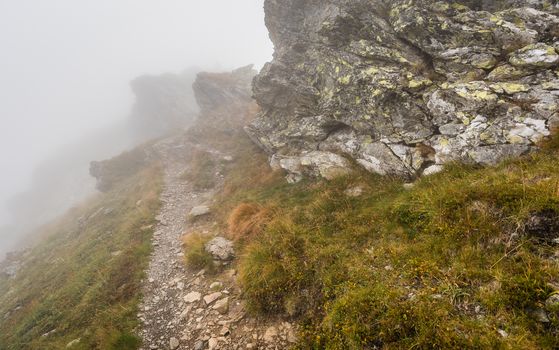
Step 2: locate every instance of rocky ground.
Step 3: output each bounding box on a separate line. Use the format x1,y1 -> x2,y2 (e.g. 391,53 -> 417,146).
138,134 -> 296,350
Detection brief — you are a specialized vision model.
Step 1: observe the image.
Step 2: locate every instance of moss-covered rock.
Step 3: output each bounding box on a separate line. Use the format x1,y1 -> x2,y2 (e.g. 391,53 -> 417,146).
247,0 -> 559,180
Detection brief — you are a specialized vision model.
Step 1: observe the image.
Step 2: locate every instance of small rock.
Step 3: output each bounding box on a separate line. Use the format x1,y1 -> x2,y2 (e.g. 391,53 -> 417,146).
220,326 -> 231,336
287,328 -> 297,343
208,337 -> 218,350
66,338 -> 81,348
344,186 -> 364,197
509,43 -> 559,69
210,281 -> 223,290
263,326 -> 278,343
169,337 -> 180,350
184,291 -> 202,303
205,237 -> 235,261
533,308 -> 550,323
213,297 -> 230,314
497,329 -> 509,338
422,164 -> 444,176
403,183 -> 415,190
204,292 -> 223,305
525,209 -> 559,243
190,206 -> 211,217
41,329 -> 57,337
194,340 -> 206,350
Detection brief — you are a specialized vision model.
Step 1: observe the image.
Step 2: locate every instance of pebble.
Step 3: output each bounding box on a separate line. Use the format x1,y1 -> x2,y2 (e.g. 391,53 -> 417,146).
204,292 -> 223,305
263,326 -> 278,343
184,291 -> 202,303
208,337 -> 218,350
213,297 -> 230,314
169,337 -> 180,350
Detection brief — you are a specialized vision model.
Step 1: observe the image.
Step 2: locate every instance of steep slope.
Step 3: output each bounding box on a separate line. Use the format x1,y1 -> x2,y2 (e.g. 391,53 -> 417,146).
0,148 -> 162,350
224,128 -> 559,349
1,68 -> 199,260
247,0 -> 559,180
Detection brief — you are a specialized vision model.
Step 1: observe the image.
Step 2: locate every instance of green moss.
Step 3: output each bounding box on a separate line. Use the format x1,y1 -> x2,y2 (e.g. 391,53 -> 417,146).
337,75 -> 351,85
491,82 -> 530,94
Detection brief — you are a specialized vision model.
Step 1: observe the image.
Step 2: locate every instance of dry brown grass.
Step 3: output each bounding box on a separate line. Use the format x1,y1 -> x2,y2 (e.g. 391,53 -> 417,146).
227,203 -> 274,242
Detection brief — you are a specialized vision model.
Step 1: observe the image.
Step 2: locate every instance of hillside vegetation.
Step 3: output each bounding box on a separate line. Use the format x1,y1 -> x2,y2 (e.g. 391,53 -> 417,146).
206,131 -> 559,349
0,149 -> 162,350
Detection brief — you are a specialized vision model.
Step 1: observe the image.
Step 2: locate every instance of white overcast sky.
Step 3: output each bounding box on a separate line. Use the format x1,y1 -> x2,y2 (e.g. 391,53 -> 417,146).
0,0 -> 273,224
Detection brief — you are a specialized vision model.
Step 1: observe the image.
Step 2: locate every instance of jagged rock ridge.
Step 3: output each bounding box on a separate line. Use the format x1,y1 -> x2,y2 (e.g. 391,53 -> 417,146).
91,66 -> 258,192
247,0 -> 559,181
193,65 -> 256,115
192,65 -> 258,130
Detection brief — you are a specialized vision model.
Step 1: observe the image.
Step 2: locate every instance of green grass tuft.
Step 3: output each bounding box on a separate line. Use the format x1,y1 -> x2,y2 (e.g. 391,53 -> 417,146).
211,132 -> 559,349
182,233 -> 217,275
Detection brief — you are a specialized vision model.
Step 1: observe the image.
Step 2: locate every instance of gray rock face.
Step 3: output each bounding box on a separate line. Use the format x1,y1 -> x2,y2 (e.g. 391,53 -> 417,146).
247,0 -> 559,179
193,65 -> 257,121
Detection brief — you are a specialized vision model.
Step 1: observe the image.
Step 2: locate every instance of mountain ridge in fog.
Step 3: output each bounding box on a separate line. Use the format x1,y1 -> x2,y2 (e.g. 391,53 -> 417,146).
0,67 -> 202,258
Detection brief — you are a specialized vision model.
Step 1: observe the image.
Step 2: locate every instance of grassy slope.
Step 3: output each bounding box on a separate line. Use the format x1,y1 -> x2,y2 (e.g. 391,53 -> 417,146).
0,152 -> 162,350
211,132 -> 559,349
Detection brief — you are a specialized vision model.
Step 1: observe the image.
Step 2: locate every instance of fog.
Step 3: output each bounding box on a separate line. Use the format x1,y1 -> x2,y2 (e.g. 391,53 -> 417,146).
0,0 -> 273,258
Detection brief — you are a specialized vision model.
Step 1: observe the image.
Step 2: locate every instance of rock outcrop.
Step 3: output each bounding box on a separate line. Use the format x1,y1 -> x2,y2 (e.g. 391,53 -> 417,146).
193,65 -> 256,114
247,0 -> 559,179
90,146 -> 151,192
192,65 -> 258,130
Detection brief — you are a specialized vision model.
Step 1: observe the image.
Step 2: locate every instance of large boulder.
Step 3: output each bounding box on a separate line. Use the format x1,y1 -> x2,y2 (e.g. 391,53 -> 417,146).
247,0 -> 559,180
193,65 -> 256,115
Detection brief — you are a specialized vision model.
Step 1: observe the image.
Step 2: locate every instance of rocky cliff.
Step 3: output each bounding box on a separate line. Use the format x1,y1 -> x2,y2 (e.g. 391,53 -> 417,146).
193,65 -> 256,114
192,65 -> 258,130
247,0 -> 559,181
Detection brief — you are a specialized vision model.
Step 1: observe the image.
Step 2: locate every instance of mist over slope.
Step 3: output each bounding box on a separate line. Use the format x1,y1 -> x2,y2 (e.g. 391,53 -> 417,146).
0,68 -> 199,258
0,0 -> 272,258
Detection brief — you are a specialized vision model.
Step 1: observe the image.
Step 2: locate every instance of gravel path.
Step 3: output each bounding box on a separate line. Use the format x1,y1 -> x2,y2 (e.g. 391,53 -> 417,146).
138,134 -> 296,350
